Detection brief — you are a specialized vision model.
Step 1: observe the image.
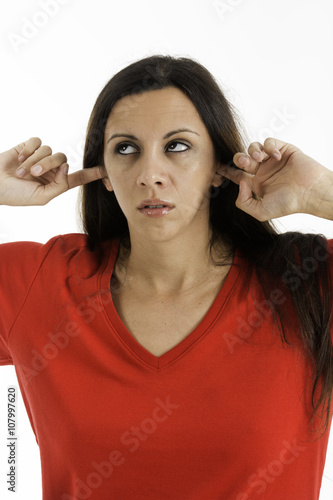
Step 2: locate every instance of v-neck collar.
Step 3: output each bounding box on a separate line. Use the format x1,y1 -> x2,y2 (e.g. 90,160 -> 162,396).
99,238 -> 241,370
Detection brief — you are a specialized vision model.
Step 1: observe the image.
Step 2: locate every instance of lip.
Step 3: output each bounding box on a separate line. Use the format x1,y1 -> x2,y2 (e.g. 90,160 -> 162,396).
138,207 -> 174,218
137,198 -> 174,209
137,198 -> 174,218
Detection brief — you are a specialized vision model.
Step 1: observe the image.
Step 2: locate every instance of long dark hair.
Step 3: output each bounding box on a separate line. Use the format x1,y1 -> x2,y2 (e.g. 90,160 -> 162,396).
80,54 -> 333,436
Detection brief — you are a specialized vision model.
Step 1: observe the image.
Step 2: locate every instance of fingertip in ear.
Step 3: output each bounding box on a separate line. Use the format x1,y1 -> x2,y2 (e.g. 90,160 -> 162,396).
212,161 -> 228,187
102,176 -> 113,192
211,172 -> 226,188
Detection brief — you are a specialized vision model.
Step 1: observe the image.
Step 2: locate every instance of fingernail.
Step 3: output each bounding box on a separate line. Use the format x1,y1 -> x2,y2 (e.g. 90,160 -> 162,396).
272,151 -> 281,160
16,167 -> 26,178
238,156 -> 248,165
253,151 -> 261,161
31,165 -> 42,175
18,155 -> 25,162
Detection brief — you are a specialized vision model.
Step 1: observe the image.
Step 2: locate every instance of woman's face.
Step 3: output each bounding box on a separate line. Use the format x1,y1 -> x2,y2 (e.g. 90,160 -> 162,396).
103,86 -> 224,243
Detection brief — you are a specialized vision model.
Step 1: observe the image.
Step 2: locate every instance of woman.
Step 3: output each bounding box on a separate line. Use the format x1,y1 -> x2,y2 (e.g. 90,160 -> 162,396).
0,55 -> 332,499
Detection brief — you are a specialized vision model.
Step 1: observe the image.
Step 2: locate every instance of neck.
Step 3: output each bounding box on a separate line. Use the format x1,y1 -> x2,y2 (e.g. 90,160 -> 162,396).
115,229 -> 230,296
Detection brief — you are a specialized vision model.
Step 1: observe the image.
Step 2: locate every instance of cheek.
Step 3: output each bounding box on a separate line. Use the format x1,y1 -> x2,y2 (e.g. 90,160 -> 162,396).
104,163 -> 130,191
191,187 -> 212,211
179,175 -> 213,214
109,188 -> 131,219
186,157 -> 216,194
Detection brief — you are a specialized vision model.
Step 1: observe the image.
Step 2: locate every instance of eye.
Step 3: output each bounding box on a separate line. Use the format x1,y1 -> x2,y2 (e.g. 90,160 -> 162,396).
116,143 -> 138,155
167,141 -> 189,153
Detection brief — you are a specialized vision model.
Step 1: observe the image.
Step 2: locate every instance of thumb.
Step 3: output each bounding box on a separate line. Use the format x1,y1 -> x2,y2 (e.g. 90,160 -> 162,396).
235,179 -> 261,219
31,163 -> 70,204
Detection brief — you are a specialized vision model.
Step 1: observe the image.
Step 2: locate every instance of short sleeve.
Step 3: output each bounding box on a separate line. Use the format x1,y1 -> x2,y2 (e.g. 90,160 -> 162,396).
0,236 -> 61,365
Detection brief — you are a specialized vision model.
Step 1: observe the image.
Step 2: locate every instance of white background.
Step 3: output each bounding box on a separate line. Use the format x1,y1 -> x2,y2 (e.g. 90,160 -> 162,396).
0,0 -> 332,498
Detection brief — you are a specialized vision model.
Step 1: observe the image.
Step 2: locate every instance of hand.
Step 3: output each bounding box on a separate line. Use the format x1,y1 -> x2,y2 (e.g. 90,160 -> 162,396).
0,137 -> 105,206
220,137 -> 333,221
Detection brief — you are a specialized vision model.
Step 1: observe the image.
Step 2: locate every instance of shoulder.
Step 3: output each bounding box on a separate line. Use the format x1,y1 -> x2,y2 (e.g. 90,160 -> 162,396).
0,233 -> 86,269
0,232 -> 111,258
0,233 -> 115,283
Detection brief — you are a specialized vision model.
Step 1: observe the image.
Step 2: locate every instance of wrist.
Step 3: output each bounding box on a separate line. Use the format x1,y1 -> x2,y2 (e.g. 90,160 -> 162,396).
304,169 -> 333,220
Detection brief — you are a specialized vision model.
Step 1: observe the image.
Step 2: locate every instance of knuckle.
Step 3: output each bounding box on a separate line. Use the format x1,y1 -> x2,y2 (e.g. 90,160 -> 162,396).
264,137 -> 276,147
28,137 -> 42,152
41,145 -> 52,155
30,136 -> 42,144
42,153 -> 66,169
55,152 -> 67,162
249,141 -> 261,148
34,158 -> 49,169
22,140 -> 43,157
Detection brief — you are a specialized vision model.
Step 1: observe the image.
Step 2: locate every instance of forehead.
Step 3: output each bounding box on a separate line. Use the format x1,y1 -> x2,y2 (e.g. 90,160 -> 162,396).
104,87 -> 207,136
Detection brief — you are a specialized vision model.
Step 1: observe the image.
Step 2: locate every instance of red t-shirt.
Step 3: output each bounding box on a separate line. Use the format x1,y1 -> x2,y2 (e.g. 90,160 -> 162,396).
0,233 -> 332,500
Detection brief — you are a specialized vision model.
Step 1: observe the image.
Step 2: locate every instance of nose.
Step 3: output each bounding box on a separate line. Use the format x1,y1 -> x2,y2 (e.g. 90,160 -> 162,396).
136,150 -> 170,189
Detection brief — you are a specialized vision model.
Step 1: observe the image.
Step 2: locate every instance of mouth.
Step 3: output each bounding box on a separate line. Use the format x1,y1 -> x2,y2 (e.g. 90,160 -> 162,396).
137,199 -> 174,217
138,199 -> 174,209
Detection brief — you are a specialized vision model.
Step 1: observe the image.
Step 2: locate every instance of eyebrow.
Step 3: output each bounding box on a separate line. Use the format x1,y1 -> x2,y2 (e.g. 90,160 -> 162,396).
107,128 -> 200,144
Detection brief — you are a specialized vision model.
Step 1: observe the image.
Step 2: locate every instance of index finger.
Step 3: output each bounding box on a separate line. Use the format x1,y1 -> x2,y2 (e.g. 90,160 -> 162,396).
219,161 -> 254,186
67,166 -> 106,190
13,137 -> 42,161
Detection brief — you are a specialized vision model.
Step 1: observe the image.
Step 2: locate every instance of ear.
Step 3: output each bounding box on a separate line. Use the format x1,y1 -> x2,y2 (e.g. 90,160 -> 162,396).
211,163 -> 226,188
102,174 -> 113,192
